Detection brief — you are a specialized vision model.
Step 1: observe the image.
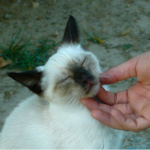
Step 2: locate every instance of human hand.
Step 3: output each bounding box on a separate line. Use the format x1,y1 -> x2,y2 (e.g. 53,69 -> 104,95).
81,51 -> 150,132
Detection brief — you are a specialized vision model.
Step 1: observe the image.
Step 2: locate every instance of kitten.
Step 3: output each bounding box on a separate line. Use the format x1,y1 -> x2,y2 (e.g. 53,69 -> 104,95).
0,16 -> 123,149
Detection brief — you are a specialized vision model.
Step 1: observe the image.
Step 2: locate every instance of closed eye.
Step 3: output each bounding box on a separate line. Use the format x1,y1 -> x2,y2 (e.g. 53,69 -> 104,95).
60,76 -> 72,83
81,58 -> 86,67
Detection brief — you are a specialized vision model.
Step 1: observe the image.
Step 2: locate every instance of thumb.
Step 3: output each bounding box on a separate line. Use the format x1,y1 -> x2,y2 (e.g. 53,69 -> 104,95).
100,54 -> 141,85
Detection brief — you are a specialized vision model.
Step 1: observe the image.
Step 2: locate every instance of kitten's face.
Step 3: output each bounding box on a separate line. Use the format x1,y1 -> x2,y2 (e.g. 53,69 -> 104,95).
7,16 -> 101,104
42,44 -> 100,103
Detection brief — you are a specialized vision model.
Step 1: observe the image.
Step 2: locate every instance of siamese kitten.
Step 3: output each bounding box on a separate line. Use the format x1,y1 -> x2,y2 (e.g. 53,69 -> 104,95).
0,16 -> 123,149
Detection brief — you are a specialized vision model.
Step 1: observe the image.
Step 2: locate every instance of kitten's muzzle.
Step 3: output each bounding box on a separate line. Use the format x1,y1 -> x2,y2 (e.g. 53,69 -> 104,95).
73,67 -> 94,93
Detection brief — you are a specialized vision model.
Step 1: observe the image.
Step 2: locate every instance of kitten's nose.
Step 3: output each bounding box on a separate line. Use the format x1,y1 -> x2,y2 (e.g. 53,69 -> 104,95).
73,67 -> 94,88
81,74 -> 93,86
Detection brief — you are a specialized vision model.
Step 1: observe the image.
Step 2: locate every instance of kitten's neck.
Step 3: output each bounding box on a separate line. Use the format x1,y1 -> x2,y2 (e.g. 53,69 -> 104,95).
49,97 -> 86,113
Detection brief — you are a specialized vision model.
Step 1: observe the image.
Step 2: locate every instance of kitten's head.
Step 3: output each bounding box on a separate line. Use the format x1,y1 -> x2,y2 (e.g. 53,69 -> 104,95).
8,16 -> 101,104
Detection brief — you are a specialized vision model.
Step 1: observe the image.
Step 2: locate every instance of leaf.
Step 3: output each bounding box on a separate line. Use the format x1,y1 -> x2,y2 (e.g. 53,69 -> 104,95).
93,37 -> 105,44
0,57 -> 12,68
85,32 -> 105,44
120,30 -> 130,36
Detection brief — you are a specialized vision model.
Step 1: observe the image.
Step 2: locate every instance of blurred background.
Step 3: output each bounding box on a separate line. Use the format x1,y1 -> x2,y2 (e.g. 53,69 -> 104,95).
0,0 -> 150,148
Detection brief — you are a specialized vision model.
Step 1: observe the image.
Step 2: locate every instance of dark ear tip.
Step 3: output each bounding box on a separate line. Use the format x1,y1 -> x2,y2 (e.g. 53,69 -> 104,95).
7,72 -> 16,78
69,15 -> 75,20
7,72 -> 12,76
68,15 -> 77,23
61,15 -> 79,44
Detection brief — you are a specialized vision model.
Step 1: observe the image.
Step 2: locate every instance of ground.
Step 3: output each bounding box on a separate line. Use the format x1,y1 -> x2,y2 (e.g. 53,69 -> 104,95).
0,0 -> 150,149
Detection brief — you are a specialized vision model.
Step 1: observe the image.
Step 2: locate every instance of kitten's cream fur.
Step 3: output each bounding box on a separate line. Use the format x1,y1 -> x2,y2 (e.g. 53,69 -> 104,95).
0,16 -> 123,149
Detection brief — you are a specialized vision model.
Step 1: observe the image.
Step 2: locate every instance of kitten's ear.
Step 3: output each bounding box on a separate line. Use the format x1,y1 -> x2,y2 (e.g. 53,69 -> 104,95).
62,15 -> 79,44
7,70 -> 43,94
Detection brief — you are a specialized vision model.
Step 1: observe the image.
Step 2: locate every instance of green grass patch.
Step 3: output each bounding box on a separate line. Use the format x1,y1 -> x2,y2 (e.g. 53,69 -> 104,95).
0,30 -> 59,70
123,44 -> 132,50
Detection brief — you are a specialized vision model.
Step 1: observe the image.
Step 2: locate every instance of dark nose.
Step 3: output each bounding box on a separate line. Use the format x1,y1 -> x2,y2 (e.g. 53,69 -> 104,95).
73,67 -> 94,87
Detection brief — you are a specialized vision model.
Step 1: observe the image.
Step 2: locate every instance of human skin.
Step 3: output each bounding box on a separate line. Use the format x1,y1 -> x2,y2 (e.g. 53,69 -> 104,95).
81,51 -> 150,132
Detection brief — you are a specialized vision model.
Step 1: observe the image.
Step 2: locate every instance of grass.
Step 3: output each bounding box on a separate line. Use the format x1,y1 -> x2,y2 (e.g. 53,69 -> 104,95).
0,30 -> 59,70
1,30 -> 132,71
84,31 -> 106,45
123,44 -> 132,50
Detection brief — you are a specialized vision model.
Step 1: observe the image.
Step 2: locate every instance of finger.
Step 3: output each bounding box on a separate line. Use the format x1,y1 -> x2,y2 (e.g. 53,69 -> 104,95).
91,108 -> 150,132
97,103 -> 112,114
96,103 -> 133,116
80,97 -> 126,114
126,114 -> 140,120
81,89 -> 130,112
100,54 -> 141,85
81,97 -> 115,114
97,86 -> 129,104
112,103 -> 134,115
91,109 -> 125,130
111,109 -> 150,132
81,98 -> 99,111
96,86 -> 116,105
81,97 -> 134,116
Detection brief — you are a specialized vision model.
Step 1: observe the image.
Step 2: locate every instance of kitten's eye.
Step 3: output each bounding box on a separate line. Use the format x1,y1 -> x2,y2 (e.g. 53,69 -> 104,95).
81,58 -> 86,67
61,76 -> 71,83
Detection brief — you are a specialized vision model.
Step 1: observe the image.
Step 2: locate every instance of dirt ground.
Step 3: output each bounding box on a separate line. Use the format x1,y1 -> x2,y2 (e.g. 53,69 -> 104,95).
0,0 -> 150,149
